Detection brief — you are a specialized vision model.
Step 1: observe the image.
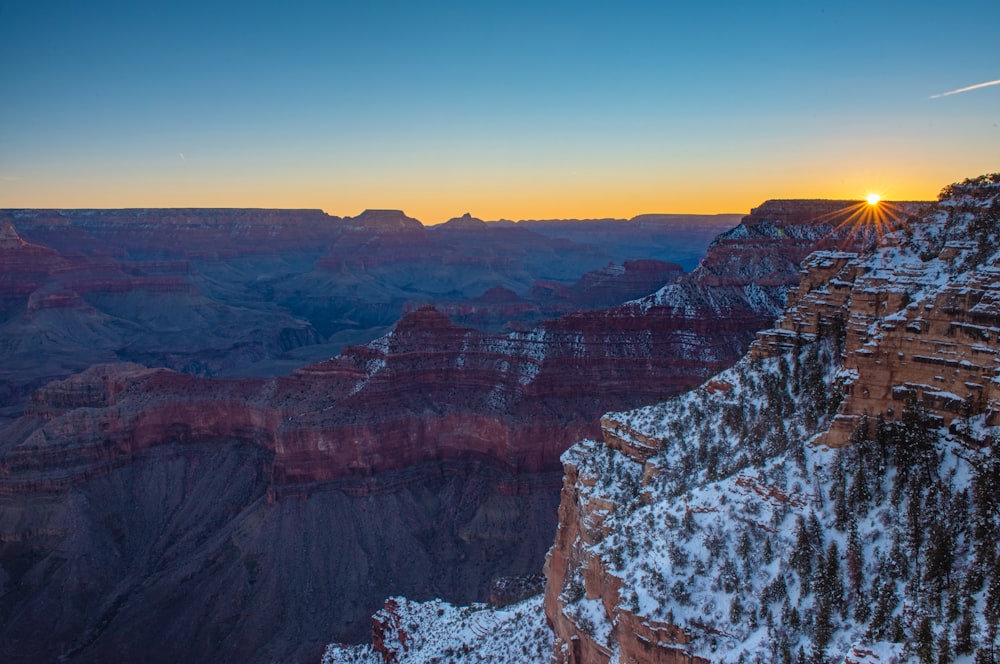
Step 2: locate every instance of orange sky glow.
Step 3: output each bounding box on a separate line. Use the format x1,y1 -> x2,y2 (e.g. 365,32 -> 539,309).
1,3 -> 996,224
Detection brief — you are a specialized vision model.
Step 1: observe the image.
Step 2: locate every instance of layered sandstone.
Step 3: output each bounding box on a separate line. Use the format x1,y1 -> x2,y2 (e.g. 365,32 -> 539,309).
2,199 -> 877,495
544,407 -> 724,661
1,208 -> 739,425
751,194 -> 1000,446
409,260 -> 686,331
544,437 -> 708,664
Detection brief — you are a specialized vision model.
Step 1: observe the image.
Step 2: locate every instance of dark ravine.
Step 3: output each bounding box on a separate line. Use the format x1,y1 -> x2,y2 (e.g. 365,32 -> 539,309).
0,442 -> 561,663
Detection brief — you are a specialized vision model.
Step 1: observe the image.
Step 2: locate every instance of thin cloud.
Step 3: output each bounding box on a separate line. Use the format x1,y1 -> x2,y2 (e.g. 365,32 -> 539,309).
930,78 -> 1000,99
179,152 -> 186,161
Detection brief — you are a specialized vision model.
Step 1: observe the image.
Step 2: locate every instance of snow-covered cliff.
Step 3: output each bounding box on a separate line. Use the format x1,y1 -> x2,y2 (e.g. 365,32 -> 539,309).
545,174 -> 1000,663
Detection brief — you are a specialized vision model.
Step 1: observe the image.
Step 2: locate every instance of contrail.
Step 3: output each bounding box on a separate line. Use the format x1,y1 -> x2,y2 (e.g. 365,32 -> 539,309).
930,78 -> 1000,99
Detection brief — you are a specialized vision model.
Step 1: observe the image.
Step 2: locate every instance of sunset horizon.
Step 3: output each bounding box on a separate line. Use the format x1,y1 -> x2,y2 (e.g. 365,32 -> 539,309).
2,2 -> 995,225
0,183 -> 952,226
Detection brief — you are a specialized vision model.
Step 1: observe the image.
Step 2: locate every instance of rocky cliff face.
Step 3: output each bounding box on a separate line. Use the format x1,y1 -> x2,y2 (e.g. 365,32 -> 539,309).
0,445 -> 562,663
541,177 -> 999,663
754,188 -> 999,447
409,260 -> 687,331
1,208 -> 343,258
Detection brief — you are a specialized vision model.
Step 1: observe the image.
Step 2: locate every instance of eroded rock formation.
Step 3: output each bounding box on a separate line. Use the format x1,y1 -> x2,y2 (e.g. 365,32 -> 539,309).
3,199 -> 877,496
752,192 -> 999,446
541,182 -> 997,663
0,208 -> 738,425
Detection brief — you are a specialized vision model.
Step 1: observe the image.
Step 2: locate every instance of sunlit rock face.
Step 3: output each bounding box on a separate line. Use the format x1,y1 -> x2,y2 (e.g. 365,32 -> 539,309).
752,184 -> 1000,446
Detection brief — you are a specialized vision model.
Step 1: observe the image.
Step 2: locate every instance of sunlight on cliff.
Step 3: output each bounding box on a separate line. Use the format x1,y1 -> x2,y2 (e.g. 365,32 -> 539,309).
804,198 -> 907,252
838,199 -> 906,249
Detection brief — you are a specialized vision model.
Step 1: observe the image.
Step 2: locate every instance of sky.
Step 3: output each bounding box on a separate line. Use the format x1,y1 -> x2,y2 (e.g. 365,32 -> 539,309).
0,0 -> 997,223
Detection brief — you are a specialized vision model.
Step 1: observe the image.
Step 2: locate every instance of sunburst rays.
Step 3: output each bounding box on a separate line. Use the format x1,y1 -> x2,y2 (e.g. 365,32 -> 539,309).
791,199 -> 911,254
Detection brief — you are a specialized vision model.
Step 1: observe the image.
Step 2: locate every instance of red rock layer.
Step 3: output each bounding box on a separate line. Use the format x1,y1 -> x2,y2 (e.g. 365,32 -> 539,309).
0,200 -> 890,500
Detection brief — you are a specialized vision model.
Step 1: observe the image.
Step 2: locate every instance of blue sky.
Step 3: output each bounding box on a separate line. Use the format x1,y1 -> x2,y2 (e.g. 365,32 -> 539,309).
1,0 -> 996,222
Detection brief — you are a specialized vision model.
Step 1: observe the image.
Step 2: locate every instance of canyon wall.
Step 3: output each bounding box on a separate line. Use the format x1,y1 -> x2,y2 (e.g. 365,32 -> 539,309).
0,208 -> 737,425
542,183 -> 995,662
3,199 -> 874,493
752,193 -> 1000,446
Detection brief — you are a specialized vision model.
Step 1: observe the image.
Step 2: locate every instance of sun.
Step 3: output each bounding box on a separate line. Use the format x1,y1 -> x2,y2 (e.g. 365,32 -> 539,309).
866,193 -> 882,206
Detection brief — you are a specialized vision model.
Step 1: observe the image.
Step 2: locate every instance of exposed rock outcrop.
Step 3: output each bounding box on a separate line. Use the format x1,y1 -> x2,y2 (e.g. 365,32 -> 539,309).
542,180 -> 996,663
0,221 -> 26,250
752,191 -> 999,446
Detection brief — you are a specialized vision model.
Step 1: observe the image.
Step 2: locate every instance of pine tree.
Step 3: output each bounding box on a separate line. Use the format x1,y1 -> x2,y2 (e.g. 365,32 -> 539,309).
720,558 -> 739,593
975,648 -> 996,664
955,606 -> 977,656
869,579 -> 898,640
786,603 -> 801,631
906,479 -> 927,557
938,632 -> 952,664
987,558 -> 1000,659
915,615 -> 935,663
874,412 -> 893,451
729,593 -> 744,625
822,541 -> 844,609
831,449 -> 849,530
853,586 -> 870,623
813,597 -> 834,659
793,436 -> 807,470
848,455 -> 872,517
807,512 -> 824,554
793,331 -> 803,391
768,421 -> 790,455
778,630 -> 793,664
846,523 -> 864,596
925,515 -> 954,596
791,516 -> 813,593
737,529 -> 753,570
973,458 -> 1000,571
